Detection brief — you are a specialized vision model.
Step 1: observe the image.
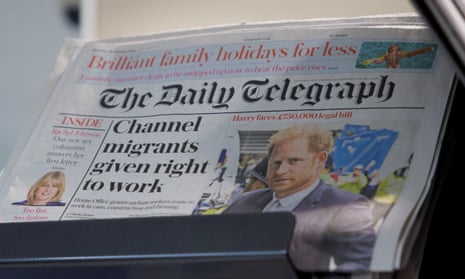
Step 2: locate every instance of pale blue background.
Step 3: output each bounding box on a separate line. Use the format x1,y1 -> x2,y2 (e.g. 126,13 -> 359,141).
0,0 -> 79,169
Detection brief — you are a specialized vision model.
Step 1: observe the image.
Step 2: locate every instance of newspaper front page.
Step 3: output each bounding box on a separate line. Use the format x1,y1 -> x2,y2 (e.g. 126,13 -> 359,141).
0,14 -> 456,273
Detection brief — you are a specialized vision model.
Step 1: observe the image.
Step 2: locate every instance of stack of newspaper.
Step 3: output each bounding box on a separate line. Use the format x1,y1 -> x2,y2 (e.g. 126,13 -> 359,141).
0,13 -> 456,276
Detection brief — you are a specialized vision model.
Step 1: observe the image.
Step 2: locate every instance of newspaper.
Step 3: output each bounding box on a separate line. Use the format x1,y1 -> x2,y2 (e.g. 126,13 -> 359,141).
0,14 -> 456,273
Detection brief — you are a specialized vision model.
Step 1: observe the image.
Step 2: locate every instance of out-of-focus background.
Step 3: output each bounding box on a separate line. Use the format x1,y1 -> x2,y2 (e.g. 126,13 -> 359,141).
0,0 -> 79,169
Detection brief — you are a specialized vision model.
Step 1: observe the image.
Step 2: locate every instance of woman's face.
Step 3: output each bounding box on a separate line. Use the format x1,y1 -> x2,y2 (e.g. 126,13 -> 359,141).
33,179 -> 59,204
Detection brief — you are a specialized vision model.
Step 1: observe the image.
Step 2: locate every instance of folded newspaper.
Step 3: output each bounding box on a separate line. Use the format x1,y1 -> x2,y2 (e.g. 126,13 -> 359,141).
0,13 -> 456,274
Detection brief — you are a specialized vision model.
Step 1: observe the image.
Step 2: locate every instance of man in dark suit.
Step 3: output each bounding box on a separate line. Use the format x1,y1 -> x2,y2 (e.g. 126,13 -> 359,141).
223,123 -> 375,273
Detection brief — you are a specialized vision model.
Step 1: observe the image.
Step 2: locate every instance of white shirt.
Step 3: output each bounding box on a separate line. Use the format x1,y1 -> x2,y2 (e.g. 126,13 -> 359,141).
262,179 -> 320,212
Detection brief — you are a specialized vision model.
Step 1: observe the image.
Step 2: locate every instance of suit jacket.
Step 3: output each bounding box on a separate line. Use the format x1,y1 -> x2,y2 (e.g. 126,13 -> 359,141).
223,180 -> 375,273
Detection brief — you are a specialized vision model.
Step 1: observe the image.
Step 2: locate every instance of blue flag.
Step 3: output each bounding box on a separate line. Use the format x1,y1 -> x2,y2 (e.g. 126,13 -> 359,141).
332,125 -> 398,175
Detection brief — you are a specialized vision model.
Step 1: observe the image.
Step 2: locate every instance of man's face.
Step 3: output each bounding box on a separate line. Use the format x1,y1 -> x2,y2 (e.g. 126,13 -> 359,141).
266,136 -> 322,198
353,168 -> 363,176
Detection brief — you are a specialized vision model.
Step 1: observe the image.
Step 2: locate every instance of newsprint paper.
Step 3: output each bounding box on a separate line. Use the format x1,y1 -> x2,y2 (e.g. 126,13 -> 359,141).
0,14 -> 456,274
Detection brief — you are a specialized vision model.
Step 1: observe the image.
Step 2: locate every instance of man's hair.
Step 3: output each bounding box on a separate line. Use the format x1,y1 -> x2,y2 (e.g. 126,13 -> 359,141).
267,123 -> 333,155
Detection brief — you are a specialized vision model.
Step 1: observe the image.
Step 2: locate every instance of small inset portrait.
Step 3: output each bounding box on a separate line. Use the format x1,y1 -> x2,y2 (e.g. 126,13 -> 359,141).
12,171 -> 66,206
